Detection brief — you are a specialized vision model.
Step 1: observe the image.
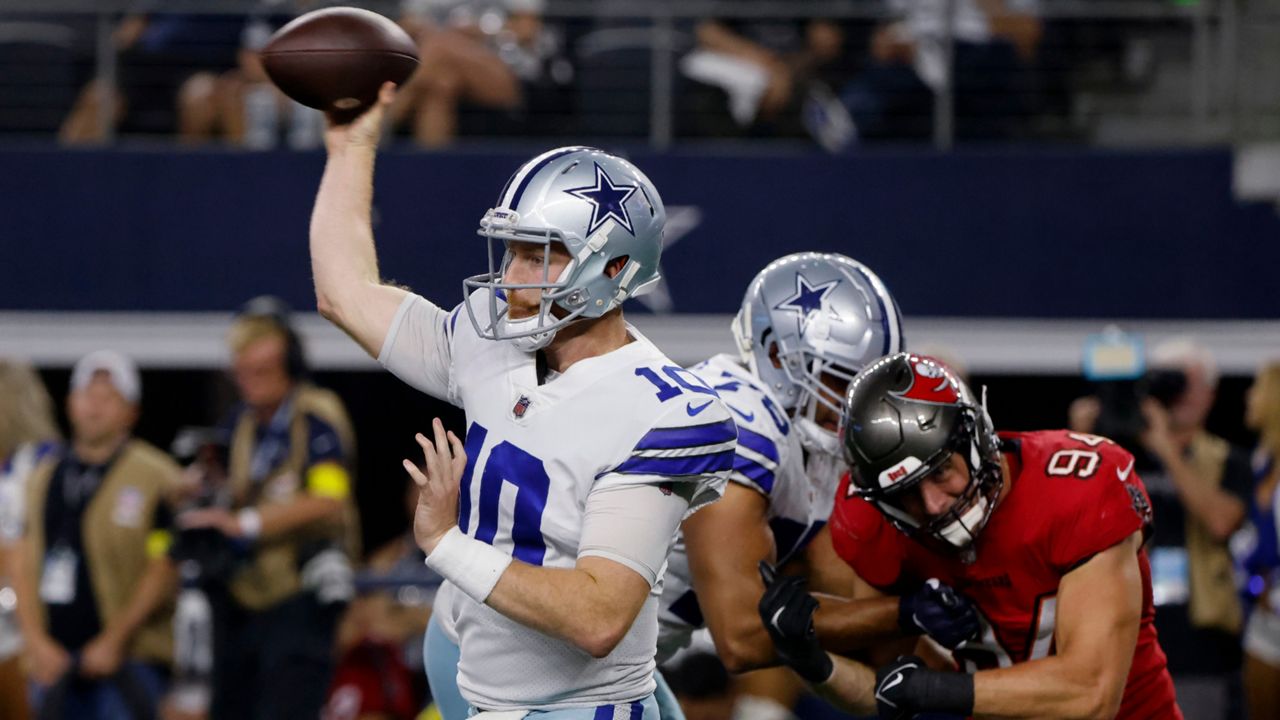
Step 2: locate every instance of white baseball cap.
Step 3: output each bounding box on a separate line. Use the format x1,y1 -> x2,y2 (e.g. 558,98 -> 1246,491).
71,350 -> 141,404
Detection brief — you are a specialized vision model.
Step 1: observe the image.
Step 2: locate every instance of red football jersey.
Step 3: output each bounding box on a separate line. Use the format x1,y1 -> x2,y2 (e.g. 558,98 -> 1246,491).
830,430 -> 1180,720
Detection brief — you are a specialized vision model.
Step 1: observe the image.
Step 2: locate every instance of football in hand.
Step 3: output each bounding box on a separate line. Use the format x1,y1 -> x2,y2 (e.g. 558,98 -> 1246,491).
261,7 -> 419,120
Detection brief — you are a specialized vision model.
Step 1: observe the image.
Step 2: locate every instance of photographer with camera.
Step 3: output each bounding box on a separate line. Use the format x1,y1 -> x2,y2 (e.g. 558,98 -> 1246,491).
8,351 -> 181,720
178,297 -> 358,720
1071,336 -> 1251,720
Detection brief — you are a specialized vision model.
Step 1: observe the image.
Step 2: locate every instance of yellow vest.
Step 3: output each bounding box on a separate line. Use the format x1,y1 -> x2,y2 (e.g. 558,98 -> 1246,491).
23,440 -> 180,664
1184,431 -> 1243,635
226,384 -> 359,611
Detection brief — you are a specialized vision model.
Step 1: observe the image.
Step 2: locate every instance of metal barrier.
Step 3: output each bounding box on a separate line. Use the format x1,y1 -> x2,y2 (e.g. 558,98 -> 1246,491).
0,0 -> 1275,148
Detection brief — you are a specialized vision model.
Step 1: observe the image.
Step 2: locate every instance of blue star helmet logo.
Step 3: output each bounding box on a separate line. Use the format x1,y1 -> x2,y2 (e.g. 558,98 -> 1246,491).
565,163 -> 639,236
774,274 -> 841,335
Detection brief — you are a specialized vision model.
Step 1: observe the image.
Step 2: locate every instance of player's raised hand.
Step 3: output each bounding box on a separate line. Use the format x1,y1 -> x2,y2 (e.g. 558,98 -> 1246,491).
897,578 -> 980,650
404,418 -> 466,554
757,561 -> 834,684
324,81 -> 396,151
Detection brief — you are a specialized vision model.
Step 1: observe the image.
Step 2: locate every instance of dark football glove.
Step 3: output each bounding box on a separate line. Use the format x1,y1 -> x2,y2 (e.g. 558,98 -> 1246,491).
875,655 -> 974,719
757,561 -> 833,684
897,578 -> 981,650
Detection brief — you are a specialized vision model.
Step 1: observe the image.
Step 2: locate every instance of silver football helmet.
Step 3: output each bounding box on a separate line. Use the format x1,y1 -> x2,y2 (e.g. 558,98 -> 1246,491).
731,252 -> 905,455
463,146 -> 666,351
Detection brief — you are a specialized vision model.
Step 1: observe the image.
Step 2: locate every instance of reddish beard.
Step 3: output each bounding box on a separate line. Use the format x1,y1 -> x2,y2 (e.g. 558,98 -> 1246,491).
505,290 -> 541,319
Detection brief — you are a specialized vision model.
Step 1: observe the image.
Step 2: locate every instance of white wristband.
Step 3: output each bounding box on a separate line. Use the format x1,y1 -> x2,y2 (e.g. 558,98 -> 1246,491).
236,508 -> 262,540
425,527 -> 513,604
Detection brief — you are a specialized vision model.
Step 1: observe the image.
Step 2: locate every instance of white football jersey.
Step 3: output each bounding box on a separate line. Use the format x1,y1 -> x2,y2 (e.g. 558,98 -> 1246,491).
380,290 -> 731,710
655,354 -> 843,663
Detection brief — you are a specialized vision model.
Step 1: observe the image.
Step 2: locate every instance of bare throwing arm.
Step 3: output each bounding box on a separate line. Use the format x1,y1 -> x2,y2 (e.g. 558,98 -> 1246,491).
310,82 -> 412,357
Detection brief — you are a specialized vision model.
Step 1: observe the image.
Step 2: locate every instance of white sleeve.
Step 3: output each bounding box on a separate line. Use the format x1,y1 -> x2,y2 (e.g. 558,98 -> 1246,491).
578,483 -> 691,587
377,293 -> 460,405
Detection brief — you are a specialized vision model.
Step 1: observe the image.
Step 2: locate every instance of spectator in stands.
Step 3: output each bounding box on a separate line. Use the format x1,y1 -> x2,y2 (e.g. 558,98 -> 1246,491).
680,7 -> 850,142
392,0 -> 572,146
1241,360 -> 1280,720
0,359 -> 62,720
837,0 -> 1042,142
8,351 -> 180,719
323,478 -> 437,720
178,1 -> 325,149
1071,337 -> 1249,720
179,297 -> 358,719
59,10 -> 243,144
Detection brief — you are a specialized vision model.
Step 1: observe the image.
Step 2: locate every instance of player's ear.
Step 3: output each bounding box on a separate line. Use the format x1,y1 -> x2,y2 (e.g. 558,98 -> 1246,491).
605,255 -> 630,279
768,341 -> 783,369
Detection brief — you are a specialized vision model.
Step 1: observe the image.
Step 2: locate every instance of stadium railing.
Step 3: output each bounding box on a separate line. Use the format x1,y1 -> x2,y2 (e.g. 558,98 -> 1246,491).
1,0 -> 1276,149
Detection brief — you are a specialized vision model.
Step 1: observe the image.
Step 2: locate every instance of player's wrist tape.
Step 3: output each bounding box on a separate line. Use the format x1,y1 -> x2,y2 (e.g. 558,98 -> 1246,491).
425,526 -> 513,603
912,669 -> 975,715
236,508 -> 262,540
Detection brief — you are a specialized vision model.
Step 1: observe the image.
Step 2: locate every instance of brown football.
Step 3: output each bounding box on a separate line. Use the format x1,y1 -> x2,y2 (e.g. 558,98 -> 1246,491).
261,7 -> 419,119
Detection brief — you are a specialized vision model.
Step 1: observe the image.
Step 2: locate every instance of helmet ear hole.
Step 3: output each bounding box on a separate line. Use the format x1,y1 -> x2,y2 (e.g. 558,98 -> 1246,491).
605,255 -> 630,279
767,341 -> 783,370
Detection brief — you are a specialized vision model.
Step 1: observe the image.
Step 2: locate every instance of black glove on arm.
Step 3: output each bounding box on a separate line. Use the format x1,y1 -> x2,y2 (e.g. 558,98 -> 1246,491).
757,561 -> 834,684
897,578 -> 981,650
874,655 -> 975,719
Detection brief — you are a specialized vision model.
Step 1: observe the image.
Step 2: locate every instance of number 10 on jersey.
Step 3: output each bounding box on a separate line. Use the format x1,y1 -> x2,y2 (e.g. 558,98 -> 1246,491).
457,422 -> 552,566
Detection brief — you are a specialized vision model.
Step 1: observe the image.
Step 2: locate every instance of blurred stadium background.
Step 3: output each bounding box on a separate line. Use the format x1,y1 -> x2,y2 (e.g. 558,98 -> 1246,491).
2,1 -> 1279,718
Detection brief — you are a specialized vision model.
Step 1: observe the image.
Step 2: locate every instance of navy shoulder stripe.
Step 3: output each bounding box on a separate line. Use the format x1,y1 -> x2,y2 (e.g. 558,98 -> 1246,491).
732,455 -> 776,494
612,450 -> 734,478
633,419 -> 736,452
734,425 -> 780,464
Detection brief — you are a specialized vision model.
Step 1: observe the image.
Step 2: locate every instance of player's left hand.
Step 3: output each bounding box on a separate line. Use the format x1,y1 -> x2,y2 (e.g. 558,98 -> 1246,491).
898,578 -> 981,649
757,561 -> 834,684
875,655 -> 974,719
404,418 -> 466,555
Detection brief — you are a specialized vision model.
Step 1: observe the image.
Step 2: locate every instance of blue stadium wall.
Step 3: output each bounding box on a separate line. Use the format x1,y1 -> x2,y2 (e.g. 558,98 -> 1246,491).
1,147 -> 1275,318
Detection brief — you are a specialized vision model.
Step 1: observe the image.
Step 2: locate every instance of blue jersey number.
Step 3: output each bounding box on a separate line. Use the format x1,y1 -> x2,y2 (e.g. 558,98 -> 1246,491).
635,365 -> 718,401
457,422 -> 551,565
713,370 -> 790,434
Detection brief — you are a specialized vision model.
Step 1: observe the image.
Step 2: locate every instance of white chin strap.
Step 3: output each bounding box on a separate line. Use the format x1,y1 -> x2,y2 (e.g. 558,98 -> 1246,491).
795,417 -> 841,456
498,315 -> 558,352
937,496 -> 989,548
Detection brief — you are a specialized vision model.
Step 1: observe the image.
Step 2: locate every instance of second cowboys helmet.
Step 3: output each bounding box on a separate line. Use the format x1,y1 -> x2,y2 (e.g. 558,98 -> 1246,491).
731,252 -> 904,455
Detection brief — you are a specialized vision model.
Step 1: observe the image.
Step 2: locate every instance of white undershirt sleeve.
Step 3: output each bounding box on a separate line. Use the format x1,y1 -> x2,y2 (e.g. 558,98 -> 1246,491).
377,293 -> 459,405
577,483 -> 693,587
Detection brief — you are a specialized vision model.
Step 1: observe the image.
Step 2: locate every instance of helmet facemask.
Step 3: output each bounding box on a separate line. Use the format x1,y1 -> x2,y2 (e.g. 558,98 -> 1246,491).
733,308 -> 865,458
464,209 -> 603,352
784,348 -> 860,457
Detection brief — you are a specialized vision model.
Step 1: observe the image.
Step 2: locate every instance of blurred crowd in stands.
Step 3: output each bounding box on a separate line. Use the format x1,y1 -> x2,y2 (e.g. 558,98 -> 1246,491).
1,295 -> 1279,719
0,0 -> 1178,149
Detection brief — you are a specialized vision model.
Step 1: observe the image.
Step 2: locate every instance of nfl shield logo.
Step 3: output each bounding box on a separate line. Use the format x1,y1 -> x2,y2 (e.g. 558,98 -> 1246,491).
513,395 -> 532,418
